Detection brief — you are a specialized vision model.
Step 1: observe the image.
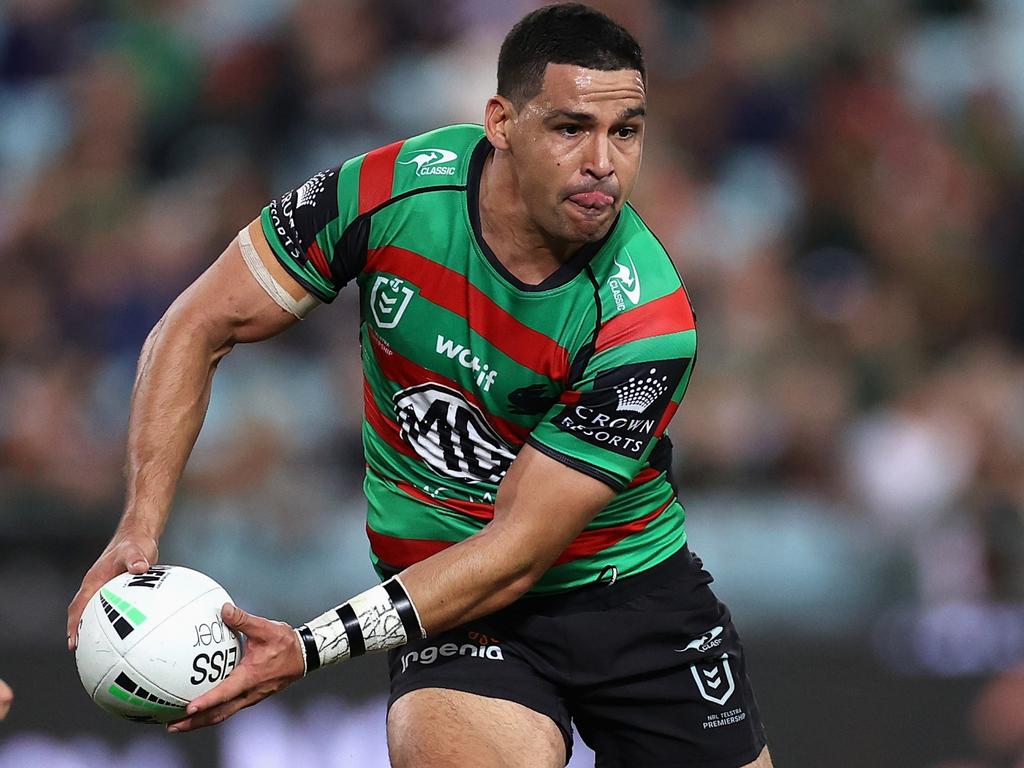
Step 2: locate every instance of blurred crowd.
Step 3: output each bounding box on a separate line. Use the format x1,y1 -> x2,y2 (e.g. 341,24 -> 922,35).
2,0 -> 1024,643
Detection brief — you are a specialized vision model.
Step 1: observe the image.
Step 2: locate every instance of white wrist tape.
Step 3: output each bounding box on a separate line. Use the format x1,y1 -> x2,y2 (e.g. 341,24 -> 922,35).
237,226 -> 320,319
295,576 -> 425,673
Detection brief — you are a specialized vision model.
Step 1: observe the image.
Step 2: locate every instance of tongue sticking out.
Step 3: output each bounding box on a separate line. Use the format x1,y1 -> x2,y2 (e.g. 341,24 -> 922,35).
569,191 -> 614,209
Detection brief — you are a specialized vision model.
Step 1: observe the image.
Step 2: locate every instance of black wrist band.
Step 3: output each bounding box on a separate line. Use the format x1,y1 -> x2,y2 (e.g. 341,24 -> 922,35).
297,625 -> 321,673
384,578 -> 424,640
335,603 -> 366,657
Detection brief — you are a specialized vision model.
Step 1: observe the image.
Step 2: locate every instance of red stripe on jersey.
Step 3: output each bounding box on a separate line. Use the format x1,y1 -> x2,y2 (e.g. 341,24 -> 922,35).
367,327 -> 530,447
305,241 -> 331,280
594,288 -> 695,354
395,480 -> 494,522
358,140 -> 404,215
627,466 -> 662,489
363,376 -> 418,459
654,399 -> 681,438
367,525 -> 455,568
367,245 -> 570,381
554,496 -> 674,565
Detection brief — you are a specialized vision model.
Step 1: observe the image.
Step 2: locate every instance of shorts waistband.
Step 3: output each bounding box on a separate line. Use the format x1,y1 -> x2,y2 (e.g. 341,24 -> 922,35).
378,543 -> 702,616
506,543 -> 699,615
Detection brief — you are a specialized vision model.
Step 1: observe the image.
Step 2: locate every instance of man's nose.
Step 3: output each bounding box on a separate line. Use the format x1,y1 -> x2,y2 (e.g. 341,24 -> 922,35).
582,133 -> 613,179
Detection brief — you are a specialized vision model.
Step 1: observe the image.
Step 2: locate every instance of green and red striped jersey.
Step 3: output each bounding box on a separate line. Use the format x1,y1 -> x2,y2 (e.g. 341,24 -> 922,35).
260,124 -> 697,593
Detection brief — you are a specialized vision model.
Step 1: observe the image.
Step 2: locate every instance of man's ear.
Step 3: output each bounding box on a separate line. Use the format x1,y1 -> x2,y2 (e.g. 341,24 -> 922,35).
484,95 -> 516,151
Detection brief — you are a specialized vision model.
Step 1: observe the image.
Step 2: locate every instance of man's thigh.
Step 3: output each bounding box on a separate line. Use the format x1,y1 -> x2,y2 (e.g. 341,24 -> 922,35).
387,688 -> 565,768
742,745 -> 773,767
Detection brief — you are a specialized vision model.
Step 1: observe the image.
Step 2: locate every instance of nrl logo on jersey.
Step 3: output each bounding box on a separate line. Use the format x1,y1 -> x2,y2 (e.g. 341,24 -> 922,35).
399,148 -> 459,177
370,275 -> 416,329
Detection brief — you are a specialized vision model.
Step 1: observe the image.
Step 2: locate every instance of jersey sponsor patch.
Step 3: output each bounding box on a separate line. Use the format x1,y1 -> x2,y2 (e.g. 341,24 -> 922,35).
435,335 -> 498,391
267,168 -> 340,270
393,383 -> 515,484
550,358 -> 690,457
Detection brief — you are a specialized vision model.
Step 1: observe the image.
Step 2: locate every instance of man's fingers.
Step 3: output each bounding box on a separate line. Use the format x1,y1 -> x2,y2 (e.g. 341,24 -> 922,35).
184,667 -> 252,717
220,603 -> 249,631
125,552 -> 150,574
67,537 -> 158,652
66,582 -> 97,650
168,690 -> 256,733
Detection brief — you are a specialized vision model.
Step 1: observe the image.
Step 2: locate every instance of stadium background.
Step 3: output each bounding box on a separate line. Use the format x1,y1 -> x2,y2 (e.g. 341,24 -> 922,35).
2,0 -> 1024,765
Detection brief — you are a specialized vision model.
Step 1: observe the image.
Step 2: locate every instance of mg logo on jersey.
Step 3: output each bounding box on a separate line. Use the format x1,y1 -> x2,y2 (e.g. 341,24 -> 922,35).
370,275 -> 416,329
691,654 -> 736,706
399,148 -> 459,177
608,250 -> 641,310
393,383 -> 515,484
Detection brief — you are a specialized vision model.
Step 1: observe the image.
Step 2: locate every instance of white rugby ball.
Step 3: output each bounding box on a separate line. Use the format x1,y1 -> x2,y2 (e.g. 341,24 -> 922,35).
75,565 -> 243,724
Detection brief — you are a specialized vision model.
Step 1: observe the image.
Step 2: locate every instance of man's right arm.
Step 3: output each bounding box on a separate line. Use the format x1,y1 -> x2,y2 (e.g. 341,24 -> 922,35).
67,221 -> 310,650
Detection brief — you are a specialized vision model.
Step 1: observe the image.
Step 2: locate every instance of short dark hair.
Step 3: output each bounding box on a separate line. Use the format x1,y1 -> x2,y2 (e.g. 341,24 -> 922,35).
497,3 -> 645,108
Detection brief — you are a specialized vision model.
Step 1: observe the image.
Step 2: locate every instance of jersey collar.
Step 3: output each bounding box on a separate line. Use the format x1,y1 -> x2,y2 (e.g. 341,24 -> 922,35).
466,136 -> 619,293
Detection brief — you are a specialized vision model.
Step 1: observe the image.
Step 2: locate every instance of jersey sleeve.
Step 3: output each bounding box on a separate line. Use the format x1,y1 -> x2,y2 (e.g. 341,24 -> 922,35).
526,287 -> 697,490
259,156 -> 364,303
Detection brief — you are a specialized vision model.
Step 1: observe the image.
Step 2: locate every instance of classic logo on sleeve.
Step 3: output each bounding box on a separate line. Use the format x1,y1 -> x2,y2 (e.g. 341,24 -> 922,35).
550,358 -> 690,457
399,148 -> 459,177
609,250 -> 641,309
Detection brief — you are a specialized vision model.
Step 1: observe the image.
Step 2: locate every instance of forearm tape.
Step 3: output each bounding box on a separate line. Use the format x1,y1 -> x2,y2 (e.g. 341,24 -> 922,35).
294,576 -> 425,674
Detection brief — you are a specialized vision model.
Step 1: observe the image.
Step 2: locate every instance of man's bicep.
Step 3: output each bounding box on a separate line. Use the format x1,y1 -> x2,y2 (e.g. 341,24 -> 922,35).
170,231 -> 302,345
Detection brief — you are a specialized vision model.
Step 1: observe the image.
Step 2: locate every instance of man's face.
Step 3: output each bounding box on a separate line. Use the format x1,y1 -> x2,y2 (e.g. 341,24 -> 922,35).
504,63 -> 646,245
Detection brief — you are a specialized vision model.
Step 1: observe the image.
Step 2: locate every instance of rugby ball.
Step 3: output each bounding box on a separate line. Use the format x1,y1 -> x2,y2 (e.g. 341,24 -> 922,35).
75,565 -> 242,724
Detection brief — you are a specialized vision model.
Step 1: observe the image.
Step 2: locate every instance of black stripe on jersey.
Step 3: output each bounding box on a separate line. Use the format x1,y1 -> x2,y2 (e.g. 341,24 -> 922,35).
328,185 -> 465,291
331,215 -> 371,290
568,266 -> 604,387
526,436 -> 624,491
646,437 -> 678,493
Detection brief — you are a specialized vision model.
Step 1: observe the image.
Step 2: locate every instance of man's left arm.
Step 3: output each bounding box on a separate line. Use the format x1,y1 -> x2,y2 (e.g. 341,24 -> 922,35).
168,445 -> 614,732
398,444 -> 617,629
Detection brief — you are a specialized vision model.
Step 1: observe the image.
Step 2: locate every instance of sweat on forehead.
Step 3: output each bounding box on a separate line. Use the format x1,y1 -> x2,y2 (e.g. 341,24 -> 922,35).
533,65 -> 647,110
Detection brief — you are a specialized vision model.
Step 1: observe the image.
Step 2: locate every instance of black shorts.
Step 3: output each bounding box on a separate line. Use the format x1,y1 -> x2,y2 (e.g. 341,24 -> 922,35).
387,546 -> 768,767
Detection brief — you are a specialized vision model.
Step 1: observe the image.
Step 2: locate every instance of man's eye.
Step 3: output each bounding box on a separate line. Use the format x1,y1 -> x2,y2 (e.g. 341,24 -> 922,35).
616,127 -> 638,139
560,125 -> 581,137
